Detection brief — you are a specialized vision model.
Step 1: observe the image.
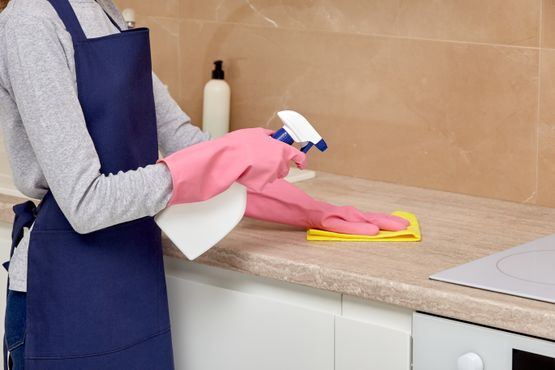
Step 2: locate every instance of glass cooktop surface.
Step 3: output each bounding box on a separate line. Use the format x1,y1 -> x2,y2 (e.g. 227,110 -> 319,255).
430,234 -> 555,304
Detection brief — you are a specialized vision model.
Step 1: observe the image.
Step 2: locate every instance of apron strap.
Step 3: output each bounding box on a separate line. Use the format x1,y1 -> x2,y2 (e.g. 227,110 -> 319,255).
3,337 -> 7,370
47,0 -> 88,43
10,202 -> 36,257
3,201 -> 37,272
3,341 -> 8,370
48,0 -> 125,43
3,201 -> 35,369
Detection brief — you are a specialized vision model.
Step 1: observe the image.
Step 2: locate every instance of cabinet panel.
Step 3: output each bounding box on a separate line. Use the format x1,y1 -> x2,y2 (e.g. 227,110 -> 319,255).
164,257 -> 341,314
335,316 -> 412,370
166,275 -> 335,370
342,295 -> 412,333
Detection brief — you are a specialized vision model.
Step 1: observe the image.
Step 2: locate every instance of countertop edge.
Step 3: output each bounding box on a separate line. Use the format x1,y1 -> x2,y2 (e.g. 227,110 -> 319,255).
163,242 -> 555,341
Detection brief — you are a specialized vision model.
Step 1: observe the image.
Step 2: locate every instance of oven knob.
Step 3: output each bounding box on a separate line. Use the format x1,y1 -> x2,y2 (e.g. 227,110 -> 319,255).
457,352 -> 484,370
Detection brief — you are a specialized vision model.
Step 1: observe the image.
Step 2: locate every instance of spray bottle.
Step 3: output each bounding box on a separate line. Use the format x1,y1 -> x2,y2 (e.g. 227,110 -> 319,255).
155,110 -> 327,260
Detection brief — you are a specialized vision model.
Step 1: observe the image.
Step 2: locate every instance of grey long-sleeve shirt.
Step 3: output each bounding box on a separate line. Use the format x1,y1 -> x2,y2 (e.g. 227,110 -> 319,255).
0,0 -> 209,291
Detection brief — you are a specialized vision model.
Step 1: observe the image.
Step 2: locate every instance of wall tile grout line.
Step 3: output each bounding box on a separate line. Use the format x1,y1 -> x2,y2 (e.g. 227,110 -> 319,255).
173,17 -> 542,51
535,0 -> 544,204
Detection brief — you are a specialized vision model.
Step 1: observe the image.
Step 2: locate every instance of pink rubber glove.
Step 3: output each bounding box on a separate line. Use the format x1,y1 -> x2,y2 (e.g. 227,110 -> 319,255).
246,179 -> 409,235
159,128 -> 306,205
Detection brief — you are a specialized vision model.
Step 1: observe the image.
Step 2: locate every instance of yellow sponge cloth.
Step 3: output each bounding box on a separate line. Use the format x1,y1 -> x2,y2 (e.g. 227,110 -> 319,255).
306,211 -> 421,242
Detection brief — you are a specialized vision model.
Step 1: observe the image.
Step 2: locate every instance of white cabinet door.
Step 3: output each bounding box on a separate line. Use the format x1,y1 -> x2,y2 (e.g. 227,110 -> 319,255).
165,259 -> 337,370
335,317 -> 412,370
335,296 -> 412,370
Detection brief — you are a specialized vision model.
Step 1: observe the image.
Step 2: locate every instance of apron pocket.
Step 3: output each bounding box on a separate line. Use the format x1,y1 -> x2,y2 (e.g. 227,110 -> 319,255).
25,218 -> 170,359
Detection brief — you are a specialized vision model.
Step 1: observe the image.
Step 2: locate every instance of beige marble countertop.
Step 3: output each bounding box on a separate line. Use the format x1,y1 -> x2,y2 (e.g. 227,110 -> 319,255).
2,173 -> 555,340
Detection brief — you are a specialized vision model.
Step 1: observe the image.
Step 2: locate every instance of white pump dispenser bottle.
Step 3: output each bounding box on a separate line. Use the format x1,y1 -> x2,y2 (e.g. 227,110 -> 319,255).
202,60 -> 230,138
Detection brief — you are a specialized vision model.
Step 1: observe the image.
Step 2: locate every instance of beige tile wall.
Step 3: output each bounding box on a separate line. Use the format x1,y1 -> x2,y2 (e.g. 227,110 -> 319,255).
116,0 -> 555,206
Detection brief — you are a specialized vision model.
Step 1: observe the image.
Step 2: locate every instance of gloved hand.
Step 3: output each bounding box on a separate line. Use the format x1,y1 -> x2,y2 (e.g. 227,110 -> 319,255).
159,128 -> 306,205
246,179 -> 409,235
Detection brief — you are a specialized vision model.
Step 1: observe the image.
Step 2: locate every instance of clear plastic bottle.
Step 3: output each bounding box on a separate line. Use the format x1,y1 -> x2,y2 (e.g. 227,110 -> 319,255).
202,60 -> 231,138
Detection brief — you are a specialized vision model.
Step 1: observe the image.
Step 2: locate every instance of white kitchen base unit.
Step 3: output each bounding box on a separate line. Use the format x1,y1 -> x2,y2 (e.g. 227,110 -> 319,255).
412,312 -> 555,370
336,296 -> 412,370
164,257 -> 413,370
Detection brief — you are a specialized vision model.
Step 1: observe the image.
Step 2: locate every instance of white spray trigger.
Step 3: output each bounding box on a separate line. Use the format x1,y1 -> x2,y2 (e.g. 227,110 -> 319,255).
274,110 -> 327,153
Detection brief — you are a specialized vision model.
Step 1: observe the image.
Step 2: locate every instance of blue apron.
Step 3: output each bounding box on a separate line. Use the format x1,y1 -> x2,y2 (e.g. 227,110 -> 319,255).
6,0 -> 175,368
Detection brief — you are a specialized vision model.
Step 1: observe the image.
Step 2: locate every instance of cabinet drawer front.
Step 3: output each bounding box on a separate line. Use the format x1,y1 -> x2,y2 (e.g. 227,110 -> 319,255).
335,316 -> 411,370
167,275 -> 335,370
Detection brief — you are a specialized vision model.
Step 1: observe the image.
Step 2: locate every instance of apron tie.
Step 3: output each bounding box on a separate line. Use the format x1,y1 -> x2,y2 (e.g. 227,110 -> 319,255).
3,201 -> 37,272
3,201 -> 36,370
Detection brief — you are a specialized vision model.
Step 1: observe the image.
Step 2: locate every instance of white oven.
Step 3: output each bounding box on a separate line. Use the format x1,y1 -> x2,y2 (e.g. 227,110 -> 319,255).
412,312 -> 555,370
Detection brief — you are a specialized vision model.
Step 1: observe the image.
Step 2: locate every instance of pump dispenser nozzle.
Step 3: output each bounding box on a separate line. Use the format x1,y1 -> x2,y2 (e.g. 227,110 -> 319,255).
212,60 -> 225,80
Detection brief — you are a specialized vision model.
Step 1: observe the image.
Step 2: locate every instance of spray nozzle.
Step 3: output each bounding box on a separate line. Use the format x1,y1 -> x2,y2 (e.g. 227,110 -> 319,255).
272,110 -> 328,153
212,60 -> 225,80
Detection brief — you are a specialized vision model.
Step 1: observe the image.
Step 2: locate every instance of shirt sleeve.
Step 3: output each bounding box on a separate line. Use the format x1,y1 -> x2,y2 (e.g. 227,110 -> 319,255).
4,15 -> 173,234
152,73 -> 210,156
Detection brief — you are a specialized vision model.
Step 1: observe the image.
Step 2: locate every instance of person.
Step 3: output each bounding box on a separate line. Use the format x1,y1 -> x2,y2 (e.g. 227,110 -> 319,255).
0,0 -> 409,369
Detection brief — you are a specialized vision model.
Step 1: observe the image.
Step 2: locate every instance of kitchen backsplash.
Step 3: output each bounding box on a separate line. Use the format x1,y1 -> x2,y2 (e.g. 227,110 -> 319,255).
110,1 -> 553,206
